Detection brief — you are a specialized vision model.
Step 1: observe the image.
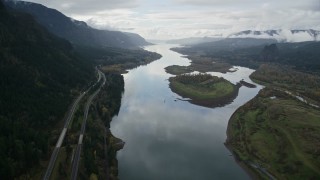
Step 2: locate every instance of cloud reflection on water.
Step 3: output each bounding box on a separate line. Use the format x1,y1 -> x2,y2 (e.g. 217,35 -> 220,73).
110,44 -> 260,180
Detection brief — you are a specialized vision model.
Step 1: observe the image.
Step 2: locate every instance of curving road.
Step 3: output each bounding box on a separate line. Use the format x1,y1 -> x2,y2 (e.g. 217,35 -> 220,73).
70,70 -> 106,180
43,69 -> 102,180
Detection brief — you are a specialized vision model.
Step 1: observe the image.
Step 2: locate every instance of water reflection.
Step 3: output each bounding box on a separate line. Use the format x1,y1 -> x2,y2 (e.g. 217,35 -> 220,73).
110,44 -> 262,180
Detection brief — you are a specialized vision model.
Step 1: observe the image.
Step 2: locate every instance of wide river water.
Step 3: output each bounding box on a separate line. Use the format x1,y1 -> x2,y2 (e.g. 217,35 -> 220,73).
110,44 -> 262,180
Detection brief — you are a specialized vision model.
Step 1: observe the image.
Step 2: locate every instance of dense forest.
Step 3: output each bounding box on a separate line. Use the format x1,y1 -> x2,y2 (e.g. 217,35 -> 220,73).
75,45 -> 161,70
0,2 -> 94,178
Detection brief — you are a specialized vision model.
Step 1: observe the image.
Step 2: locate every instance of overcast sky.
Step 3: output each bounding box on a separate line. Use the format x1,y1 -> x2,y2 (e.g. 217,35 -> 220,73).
25,0 -> 320,40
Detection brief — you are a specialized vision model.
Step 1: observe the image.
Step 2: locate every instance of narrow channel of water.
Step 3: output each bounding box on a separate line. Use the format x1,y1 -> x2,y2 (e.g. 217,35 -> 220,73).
110,44 -> 263,180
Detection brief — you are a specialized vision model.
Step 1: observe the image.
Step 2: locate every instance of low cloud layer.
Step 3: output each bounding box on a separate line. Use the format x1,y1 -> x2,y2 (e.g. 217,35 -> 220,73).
25,0 -> 140,14
24,0 -> 320,40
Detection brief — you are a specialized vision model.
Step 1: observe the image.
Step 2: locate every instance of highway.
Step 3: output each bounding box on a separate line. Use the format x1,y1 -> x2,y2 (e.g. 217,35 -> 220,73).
71,70 -> 106,180
43,69 -> 102,180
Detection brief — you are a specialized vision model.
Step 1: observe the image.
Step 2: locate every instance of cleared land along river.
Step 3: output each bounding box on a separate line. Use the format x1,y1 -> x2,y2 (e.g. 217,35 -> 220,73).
110,44 -> 262,180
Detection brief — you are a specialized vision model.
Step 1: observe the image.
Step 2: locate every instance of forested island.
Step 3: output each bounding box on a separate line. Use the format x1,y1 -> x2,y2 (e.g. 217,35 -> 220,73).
169,74 -> 240,107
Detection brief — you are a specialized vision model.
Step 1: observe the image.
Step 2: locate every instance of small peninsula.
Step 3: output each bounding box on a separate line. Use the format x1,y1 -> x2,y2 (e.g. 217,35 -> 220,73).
169,73 -> 240,107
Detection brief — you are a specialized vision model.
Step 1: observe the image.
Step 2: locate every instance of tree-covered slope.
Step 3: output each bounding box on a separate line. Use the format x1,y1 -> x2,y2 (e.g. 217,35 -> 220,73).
0,2 -> 94,178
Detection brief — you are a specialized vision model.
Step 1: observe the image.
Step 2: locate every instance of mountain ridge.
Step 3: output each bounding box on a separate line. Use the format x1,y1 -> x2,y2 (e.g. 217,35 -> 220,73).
4,0 -> 151,49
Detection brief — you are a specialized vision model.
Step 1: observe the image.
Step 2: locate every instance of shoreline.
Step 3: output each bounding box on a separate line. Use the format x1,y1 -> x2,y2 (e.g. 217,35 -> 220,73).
188,83 -> 241,108
225,92 -> 277,180
225,106 -> 263,180
224,143 -> 261,180
225,87 -> 320,179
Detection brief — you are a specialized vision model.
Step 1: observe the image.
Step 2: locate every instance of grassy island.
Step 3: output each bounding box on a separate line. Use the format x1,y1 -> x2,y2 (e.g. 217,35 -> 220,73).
169,73 -> 240,107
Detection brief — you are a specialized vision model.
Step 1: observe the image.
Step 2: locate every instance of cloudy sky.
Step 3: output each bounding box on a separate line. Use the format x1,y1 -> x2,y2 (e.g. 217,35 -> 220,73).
25,0 -> 320,40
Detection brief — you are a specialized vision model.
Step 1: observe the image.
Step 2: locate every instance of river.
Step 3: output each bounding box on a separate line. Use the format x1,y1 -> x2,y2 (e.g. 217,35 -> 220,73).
110,44 -> 263,180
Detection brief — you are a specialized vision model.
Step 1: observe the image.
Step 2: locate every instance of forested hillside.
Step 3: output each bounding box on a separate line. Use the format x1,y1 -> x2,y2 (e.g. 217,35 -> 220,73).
0,2 -> 94,178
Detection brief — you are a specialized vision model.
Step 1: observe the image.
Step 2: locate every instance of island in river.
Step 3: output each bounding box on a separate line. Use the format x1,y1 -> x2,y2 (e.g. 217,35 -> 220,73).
169,73 -> 240,108
170,42 -> 320,179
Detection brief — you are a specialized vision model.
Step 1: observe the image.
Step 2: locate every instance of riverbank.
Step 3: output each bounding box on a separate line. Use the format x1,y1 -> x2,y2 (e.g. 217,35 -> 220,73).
169,73 -> 240,108
226,87 -> 320,179
101,51 -> 162,74
166,49 -> 234,74
76,73 -> 125,180
50,73 -> 124,180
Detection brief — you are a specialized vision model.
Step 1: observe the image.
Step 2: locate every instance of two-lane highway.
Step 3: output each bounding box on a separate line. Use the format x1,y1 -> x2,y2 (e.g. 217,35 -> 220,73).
71,70 -> 106,180
43,92 -> 86,180
43,69 -> 102,180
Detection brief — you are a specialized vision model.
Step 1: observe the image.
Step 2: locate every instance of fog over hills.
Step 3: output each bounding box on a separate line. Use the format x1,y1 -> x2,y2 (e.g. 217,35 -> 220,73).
228,29 -> 320,42
164,29 -> 320,46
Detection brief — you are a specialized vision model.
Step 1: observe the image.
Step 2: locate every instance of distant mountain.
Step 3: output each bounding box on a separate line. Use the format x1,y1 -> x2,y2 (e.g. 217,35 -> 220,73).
124,32 -> 153,46
0,1 -> 93,178
260,44 -> 279,62
192,38 -> 277,52
228,29 -> 320,42
166,37 -> 223,45
4,0 -> 151,48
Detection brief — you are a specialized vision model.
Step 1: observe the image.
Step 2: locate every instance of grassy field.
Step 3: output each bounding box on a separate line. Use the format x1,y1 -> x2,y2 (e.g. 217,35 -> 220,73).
227,88 -> 320,179
169,74 -> 239,107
